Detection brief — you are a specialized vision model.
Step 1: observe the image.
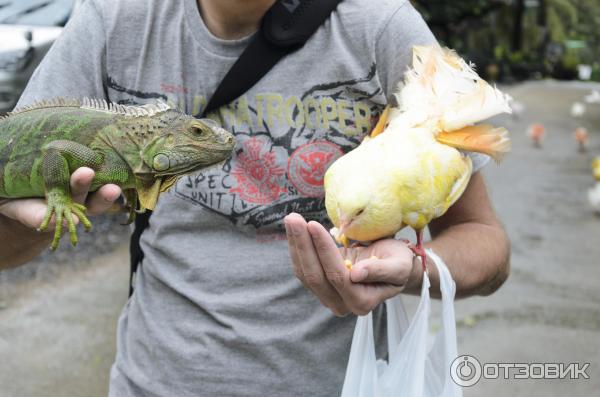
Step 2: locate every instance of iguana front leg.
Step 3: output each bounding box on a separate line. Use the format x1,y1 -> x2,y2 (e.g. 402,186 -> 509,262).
38,140 -> 104,249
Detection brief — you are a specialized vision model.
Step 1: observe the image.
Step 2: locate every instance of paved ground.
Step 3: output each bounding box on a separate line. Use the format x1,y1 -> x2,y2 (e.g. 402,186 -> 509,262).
0,80 -> 599,396
0,244 -> 129,397
458,80 -> 600,396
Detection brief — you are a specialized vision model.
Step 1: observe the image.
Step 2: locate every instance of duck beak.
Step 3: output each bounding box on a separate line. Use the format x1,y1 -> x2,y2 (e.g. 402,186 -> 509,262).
339,215 -> 351,236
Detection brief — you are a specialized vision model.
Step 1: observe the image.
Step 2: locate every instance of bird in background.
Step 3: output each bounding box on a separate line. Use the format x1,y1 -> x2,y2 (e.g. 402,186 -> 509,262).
527,123 -> 545,148
584,90 -> 600,104
574,127 -> 589,153
571,102 -> 586,118
588,158 -> 600,215
588,183 -> 600,215
510,100 -> 525,120
324,46 -> 511,271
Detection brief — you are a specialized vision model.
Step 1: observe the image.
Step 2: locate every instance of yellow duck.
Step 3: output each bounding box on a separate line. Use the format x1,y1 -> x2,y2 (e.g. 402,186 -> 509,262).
324,46 -> 512,270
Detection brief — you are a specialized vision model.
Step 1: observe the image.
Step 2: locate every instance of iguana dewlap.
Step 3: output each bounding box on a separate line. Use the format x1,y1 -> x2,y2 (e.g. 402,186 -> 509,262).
0,98 -> 235,249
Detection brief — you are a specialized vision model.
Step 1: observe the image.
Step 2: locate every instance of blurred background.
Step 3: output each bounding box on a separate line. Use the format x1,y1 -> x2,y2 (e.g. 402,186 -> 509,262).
414,0 -> 600,83
0,0 -> 85,114
0,0 -> 599,396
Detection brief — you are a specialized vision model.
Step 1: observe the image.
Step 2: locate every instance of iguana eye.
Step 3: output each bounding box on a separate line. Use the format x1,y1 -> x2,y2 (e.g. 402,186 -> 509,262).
153,153 -> 170,171
192,126 -> 207,136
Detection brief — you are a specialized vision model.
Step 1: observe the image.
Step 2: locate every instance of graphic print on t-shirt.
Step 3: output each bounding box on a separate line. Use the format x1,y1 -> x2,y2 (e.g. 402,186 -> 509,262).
107,65 -> 384,230
230,135 -> 289,205
287,140 -> 343,198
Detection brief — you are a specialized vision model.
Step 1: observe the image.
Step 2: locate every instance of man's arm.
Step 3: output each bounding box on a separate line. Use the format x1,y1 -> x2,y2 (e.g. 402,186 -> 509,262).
425,172 -> 510,298
0,215 -> 53,270
0,169 -> 121,270
285,172 -> 510,316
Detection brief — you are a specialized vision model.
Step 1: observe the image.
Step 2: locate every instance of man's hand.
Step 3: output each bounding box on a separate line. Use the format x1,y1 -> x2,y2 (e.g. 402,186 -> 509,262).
284,173 -> 510,308
284,212 -> 422,316
0,167 -> 121,229
0,167 -> 121,269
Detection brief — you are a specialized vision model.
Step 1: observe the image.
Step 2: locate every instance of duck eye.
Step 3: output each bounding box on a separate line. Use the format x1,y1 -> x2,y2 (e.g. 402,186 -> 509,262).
356,208 -> 364,217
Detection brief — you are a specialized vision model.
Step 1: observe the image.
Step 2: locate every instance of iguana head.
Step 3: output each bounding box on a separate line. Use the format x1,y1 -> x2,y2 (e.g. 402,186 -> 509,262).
140,113 -> 235,177
132,110 -> 235,210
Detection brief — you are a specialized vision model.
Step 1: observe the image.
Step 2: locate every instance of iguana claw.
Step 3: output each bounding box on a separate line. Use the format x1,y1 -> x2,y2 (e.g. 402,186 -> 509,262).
38,191 -> 92,250
121,189 -> 141,225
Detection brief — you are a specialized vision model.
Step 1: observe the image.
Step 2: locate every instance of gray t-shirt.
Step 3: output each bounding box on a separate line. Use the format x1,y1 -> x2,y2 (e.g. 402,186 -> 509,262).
18,0 -> 486,395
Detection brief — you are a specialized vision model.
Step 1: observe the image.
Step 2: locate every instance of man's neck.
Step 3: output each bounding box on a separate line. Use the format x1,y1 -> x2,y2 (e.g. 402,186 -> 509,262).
197,0 -> 277,40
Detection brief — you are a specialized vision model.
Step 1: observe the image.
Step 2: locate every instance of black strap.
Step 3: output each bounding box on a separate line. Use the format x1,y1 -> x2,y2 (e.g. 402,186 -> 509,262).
129,211 -> 150,296
129,0 -> 343,296
204,0 -> 342,114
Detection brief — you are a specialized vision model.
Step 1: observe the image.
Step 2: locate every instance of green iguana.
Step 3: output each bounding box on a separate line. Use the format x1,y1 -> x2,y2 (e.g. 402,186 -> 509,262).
0,98 -> 235,249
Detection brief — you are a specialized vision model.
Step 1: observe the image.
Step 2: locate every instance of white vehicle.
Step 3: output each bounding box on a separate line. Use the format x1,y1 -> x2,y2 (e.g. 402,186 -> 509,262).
0,0 -> 84,114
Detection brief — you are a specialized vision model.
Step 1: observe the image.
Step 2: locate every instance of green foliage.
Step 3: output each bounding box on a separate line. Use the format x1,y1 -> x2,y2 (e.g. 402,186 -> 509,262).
590,64 -> 600,82
561,49 -> 580,69
411,0 -> 600,81
570,0 -> 600,63
547,0 -> 577,42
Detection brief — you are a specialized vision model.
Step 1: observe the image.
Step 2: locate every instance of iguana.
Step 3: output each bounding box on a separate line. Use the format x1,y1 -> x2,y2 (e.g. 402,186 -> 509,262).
0,98 -> 235,249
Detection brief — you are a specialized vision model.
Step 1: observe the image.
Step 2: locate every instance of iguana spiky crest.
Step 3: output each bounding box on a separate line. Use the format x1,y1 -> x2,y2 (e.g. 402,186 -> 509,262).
3,97 -> 171,119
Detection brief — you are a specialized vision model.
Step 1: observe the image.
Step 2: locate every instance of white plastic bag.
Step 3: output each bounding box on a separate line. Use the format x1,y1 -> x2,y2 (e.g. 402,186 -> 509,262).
341,249 -> 462,397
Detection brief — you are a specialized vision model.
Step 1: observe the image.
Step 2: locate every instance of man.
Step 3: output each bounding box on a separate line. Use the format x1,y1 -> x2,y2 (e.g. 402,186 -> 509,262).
0,0 -> 510,395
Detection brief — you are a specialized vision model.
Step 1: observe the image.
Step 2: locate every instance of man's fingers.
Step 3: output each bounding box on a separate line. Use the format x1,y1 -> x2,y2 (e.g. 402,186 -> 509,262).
305,220 -> 371,310
306,221 -> 348,286
285,214 -> 348,316
373,284 -> 407,303
70,167 -> 121,215
288,218 -> 411,316
284,216 -> 304,279
0,166 -> 120,236
86,184 -> 122,215
70,167 -> 95,204
0,198 -> 83,232
350,257 -> 412,286
0,198 -> 50,230
307,225 -> 412,315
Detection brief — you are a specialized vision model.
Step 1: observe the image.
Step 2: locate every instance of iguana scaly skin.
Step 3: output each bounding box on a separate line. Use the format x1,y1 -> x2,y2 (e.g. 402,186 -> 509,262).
0,98 -> 235,249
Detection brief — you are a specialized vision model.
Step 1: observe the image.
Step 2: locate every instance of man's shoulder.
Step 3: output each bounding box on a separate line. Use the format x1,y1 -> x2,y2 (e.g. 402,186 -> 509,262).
334,0 -> 413,45
339,0 -> 410,16
337,0 -> 411,29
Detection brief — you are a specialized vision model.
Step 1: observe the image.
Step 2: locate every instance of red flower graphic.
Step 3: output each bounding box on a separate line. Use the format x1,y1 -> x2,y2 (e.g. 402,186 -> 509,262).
230,137 -> 288,204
